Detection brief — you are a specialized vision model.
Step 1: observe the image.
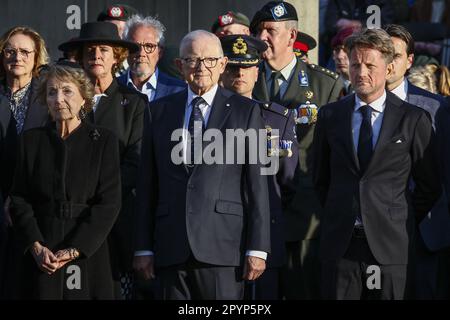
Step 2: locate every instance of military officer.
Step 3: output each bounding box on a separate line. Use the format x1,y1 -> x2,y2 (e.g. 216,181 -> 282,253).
220,34 -> 298,299
250,1 -> 344,299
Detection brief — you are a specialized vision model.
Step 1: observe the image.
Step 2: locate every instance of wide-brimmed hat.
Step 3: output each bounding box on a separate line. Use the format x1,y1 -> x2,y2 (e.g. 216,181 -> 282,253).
58,22 -> 139,53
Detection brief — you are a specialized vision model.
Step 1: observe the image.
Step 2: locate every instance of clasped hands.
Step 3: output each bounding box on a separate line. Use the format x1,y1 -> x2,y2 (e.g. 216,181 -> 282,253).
30,241 -> 80,275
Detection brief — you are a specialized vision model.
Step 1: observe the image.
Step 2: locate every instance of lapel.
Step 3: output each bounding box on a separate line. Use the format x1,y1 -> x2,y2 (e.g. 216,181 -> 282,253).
281,58 -> 310,109
365,92 -> 406,175
340,94 -> 360,173
253,63 -> 270,102
154,72 -> 168,101
93,80 -> 120,123
205,87 -> 232,131
0,95 -> 12,136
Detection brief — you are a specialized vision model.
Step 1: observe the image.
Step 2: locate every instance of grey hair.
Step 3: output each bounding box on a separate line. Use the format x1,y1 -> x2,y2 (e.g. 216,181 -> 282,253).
179,30 -> 223,57
285,20 -> 298,30
123,14 -> 166,47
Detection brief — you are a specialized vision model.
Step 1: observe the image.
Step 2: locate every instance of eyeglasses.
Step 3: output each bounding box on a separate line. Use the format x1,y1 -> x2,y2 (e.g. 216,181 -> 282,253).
137,42 -> 159,54
3,48 -> 35,60
181,57 -> 221,69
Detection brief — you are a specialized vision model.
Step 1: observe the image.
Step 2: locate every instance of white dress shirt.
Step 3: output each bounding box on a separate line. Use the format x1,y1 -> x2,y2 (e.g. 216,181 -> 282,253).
390,78 -> 408,102
265,56 -> 297,99
92,93 -> 108,113
126,68 -> 158,102
136,84 -> 267,260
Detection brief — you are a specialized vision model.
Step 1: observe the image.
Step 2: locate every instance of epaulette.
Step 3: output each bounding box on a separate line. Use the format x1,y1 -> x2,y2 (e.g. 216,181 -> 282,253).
260,101 -> 290,117
309,64 -> 340,80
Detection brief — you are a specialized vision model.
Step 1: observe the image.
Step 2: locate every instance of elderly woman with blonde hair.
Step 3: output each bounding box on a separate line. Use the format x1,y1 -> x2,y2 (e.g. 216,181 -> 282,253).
9,63 -> 121,299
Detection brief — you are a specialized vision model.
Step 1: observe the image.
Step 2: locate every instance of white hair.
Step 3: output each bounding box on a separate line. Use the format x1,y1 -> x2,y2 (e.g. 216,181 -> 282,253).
123,14 -> 166,47
179,30 -> 223,58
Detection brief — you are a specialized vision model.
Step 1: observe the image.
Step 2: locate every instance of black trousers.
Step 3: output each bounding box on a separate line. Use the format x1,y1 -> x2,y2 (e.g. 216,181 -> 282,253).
321,228 -> 414,300
157,256 -> 244,300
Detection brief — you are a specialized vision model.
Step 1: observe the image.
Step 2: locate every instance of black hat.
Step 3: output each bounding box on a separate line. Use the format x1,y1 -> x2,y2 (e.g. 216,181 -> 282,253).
221,35 -> 268,67
293,31 -> 317,57
97,4 -> 139,22
211,11 -> 250,34
250,1 -> 298,34
58,22 -> 139,53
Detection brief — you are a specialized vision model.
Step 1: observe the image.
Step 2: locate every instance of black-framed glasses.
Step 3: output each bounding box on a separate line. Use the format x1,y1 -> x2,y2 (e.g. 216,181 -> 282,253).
181,57 -> 221,68
3,47 -> 35,60
137,42 -> 159,54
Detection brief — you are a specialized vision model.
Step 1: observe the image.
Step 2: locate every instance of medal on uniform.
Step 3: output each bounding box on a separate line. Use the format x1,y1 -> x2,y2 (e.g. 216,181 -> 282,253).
295,101 -> 318,125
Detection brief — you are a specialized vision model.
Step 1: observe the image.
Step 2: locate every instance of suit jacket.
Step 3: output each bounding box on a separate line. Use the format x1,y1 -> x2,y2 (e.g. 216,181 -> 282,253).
253,57 -> 344,242
117,69 -> 186,102
86,79 -> 147,273
135,87 -> 271,268
257,101 -> 298,268
406,83 -> 450,251
0,80 -> 49,198
313,92 -> 441,265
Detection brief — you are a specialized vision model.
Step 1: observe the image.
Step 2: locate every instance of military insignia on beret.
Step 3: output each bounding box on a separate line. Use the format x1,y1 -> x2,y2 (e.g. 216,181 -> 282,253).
232,37 -> 248,55
298,70 -> 309,87
108,6 -> 124,18
219,13 -> 234,26
305,90 -> 314,99
271,3 -> 287,20
295,101 -> 318,125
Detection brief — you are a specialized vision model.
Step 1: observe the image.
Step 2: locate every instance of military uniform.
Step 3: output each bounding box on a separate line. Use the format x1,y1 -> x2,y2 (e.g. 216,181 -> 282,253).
251,1 -> 344,299
220,34 -> 298,299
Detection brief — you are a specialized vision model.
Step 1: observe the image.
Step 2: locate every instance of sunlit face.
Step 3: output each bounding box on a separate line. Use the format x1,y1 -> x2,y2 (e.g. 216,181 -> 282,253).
386,36 -> 413,87
255,21 -> 295,62
46,77 -> 85,122
215,24 -> 250,37
128,26 -> 161,78
349,46 -> 393,101
177,36 -> 227,94
332,45 -> 350,79
82,43 -> 117,79
221,65 -> 259,97
2,33 -> 36,79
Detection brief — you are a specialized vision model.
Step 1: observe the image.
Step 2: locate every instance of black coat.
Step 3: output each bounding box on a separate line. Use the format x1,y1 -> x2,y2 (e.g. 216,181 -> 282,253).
87,80 -> 147,274
10,122 -> 121,299
313,92 -> 441,264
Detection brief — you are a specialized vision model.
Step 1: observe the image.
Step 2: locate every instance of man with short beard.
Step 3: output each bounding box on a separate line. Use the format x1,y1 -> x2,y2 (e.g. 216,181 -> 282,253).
118,15 -> 185,102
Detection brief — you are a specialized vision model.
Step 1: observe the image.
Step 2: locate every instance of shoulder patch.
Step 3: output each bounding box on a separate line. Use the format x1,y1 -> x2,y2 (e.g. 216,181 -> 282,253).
308,64 -> 339,80
260,101 -> 290,117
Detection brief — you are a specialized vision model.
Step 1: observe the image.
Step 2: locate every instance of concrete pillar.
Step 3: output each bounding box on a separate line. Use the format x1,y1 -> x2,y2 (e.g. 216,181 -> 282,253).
288,0 -> 319,64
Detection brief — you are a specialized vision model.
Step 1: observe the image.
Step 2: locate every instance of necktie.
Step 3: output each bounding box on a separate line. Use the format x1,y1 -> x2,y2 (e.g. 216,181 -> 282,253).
188,96 -> 205,167
357,105 -> 373,174
270,71 -> 283,103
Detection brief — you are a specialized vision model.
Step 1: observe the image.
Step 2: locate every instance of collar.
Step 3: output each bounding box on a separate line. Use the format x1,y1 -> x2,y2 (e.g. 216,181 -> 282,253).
355,90 -> 387,113
187,84 -> 218,107
265,55 -> 297,81
390,78 -> 408,101
127,68 -> 159,91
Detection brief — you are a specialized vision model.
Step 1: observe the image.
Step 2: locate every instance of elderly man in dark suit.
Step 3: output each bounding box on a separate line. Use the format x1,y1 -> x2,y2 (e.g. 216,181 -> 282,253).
133,30 -> 271,300
118,15 -> 185,102
384,24 -> 450,299
313,28 -> 441,300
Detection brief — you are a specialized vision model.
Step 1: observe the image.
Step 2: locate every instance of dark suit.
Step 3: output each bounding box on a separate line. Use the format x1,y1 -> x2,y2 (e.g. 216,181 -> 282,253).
86,80 -> 147,288
313,91 -> 441,299
117,70 -> 186,102
253,57 -> 344,299
404,83 -> 450,299
135,87 -> 271,299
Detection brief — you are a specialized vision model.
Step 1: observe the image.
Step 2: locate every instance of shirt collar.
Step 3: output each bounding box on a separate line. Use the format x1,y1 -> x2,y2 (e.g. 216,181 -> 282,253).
187,84 -> 218,107
127,68 -> 159,91
265,56 -> 297,81
390,78 -> 408,101
355,90 -> 387,113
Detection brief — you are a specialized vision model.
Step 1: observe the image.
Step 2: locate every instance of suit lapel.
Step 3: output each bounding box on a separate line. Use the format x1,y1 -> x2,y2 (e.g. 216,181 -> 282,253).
366,93 -> 406,174
205,87 -> 232,132
253,63 -> 270,102
340,94 -> 360,172
93,80 -> 120,123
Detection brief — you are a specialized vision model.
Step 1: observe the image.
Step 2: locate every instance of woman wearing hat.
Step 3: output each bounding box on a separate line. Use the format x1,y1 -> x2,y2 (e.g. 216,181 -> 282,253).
59,22 -> 147,299
9,63 -> 121,299
0,26 -> 50,298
